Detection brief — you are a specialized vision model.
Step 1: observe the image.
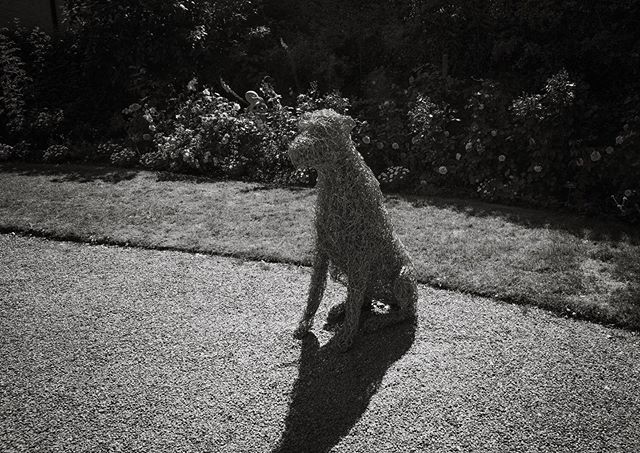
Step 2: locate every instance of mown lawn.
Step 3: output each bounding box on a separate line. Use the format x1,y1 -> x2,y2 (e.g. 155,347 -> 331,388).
1,162 -> 639,329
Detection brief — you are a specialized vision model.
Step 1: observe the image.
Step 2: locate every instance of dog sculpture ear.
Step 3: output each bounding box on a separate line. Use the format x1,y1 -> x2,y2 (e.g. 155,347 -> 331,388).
340,115 -> 356,134
298,112 -> 313,131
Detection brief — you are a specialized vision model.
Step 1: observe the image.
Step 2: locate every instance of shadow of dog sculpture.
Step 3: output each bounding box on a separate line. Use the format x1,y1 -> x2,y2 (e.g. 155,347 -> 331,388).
288,109 -> 419,351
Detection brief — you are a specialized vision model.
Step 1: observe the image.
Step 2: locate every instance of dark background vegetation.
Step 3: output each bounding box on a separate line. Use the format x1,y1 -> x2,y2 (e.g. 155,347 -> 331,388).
1,0 -> 639,221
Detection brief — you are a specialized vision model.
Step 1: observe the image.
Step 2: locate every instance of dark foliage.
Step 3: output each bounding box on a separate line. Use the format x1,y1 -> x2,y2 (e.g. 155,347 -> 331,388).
0,0 -> 638,221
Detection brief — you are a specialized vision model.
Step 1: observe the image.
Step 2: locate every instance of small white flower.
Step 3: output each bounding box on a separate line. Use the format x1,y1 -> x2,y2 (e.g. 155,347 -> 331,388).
465,142 -> 473,151
590,150 -> 601,162
491,130 -> 497,137
605,146 -> 614,154
616,136 -> 624,145
392,142 -> 399,150
624,189 -> 633,197
533,165 -> 542,173
438,166 -> 448,175
498,154 -> 506,162
455,153 -> 462,160
377,142 -> 384,149
362,136 -> 371,144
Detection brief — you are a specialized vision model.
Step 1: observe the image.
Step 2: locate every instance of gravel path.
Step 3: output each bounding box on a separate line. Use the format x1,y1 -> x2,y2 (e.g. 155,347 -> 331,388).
1,234 -> 639,452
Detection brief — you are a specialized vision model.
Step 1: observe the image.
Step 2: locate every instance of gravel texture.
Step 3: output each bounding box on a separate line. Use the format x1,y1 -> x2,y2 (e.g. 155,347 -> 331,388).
1,234 -> 639,452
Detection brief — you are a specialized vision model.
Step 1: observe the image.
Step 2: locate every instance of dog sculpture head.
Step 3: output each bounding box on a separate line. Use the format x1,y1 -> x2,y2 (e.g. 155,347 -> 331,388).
288,109 -> 357,169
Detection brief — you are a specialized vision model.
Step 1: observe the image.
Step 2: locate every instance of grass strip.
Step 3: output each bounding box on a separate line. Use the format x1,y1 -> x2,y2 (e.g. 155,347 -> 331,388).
2,163 -> 639,330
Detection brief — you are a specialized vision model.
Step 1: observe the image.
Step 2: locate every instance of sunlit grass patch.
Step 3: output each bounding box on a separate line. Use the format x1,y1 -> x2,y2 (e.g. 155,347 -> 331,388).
1,162 -> 639,329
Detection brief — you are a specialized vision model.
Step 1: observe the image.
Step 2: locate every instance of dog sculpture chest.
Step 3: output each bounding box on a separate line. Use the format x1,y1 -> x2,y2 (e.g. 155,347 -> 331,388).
288,109 -> 418,351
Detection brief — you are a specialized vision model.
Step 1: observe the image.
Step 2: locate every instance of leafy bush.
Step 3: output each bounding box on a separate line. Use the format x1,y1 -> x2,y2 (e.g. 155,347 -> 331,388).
0,143 -> 13,161
61,0 -> 258,112
42,144 -> 72,163
377,166 -> 411,191
110,147 -> 138,167
121,103 -> 157,155
133,78 -> 352,182
287,167 -> 317,186
407,94 -> 460,182
400,71 -> 581,203
155,80 -> 262,176
0,24 -> 69,151
96,142 -> 123,161
0,28 -> 31,135
1,0 -> 637,222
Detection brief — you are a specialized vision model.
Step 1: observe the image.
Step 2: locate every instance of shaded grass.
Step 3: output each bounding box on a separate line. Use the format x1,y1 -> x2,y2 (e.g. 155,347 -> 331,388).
1,162 -> 639,330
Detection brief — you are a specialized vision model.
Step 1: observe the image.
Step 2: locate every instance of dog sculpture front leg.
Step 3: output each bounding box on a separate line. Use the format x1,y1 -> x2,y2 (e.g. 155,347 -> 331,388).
293,251 -> 329,338
330,272 -> 367,351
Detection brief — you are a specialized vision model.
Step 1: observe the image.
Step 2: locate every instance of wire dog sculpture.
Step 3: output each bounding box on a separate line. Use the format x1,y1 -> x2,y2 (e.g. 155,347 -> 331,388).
288,109 -> 418,351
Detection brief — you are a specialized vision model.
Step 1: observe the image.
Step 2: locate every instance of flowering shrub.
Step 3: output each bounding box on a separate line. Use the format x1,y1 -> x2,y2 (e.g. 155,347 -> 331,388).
96,142 -> 124,161
378,166 -> 411,191
132,79 -> 246,175
140,78 -> 355,182
0,29 -> 31,136
503,70 -> 576,200
0,26 -> 68,150
407,94 -> 460,182
0,143 -> 13,161
250,80 -> 298,181
599,114 -> 640,221
287,167 -> 317,186
110,147 -> 138,167
354,102 -> 409,174
11,141 -> 31,159
296,82 -> 351,115
42,144 -> 72,163
121,103 -> 157,155
399,71 -> 581,205
611,189 -> 640,223
139,150 -> 168,170
31,108 -> 64,146
136,78 -> 297,179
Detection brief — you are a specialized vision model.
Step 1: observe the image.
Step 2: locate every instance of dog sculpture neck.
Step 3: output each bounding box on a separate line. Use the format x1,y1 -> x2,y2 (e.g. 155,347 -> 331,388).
316,137 -> 358,172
